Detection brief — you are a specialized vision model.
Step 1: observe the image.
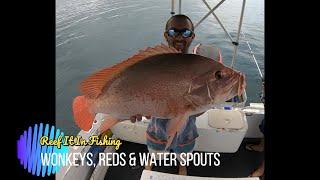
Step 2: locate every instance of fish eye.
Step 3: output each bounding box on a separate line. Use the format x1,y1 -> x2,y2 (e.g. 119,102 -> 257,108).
215,71 -> 222,80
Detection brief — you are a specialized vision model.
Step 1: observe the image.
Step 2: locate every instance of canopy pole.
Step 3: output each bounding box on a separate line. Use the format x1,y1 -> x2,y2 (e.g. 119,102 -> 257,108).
202,0 -> 234,43
171,0 -> 175,15
230,0 -> 246,69
194,0 -> 227,29
179,0 -> 182,14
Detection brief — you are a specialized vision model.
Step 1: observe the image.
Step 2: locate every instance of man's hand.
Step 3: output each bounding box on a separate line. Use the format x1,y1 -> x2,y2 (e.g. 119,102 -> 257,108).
130,114 -> 151,123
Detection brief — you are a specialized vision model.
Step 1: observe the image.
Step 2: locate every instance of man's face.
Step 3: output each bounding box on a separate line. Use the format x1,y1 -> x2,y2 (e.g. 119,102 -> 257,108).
164,18 -> 195,53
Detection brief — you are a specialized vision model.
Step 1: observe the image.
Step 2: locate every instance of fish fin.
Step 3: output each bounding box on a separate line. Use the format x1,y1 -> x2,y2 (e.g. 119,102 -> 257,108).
80,44 -> 179,98
165,114 -> 189,150
99,114 -> 121,133
165,133 -> 176,150
72,96 -> 95,131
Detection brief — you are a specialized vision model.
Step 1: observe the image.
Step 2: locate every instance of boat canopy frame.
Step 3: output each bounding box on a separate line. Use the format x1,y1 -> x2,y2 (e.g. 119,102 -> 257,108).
170,0 -> 263,78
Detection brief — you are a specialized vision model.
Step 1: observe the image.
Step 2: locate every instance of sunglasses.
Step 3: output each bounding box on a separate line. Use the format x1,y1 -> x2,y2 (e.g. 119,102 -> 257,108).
166,28 -> 193,38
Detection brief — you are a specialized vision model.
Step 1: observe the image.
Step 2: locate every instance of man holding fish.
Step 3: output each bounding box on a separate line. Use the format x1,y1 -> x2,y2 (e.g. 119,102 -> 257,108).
72,14 -> 245,176
130,15 -> 222,175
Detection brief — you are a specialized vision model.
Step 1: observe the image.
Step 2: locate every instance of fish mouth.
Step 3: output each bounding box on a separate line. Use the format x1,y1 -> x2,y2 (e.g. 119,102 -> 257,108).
237,73 -> 246,96
221,72 -> 245,101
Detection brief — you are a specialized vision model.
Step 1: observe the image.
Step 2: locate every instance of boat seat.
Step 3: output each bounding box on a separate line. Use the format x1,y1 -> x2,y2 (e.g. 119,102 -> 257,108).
207,109 -> 245,130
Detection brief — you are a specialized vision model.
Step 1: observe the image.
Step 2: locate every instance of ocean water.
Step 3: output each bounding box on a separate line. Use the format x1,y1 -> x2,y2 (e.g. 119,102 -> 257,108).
56,0 -> 264,135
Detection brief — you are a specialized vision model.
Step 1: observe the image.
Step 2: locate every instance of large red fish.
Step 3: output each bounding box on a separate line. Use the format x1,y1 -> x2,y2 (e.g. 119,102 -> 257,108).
73,44 -> 246,148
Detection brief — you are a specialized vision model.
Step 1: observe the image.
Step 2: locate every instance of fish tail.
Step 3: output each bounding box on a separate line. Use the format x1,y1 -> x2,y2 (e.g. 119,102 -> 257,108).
72,96 -> 95,131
